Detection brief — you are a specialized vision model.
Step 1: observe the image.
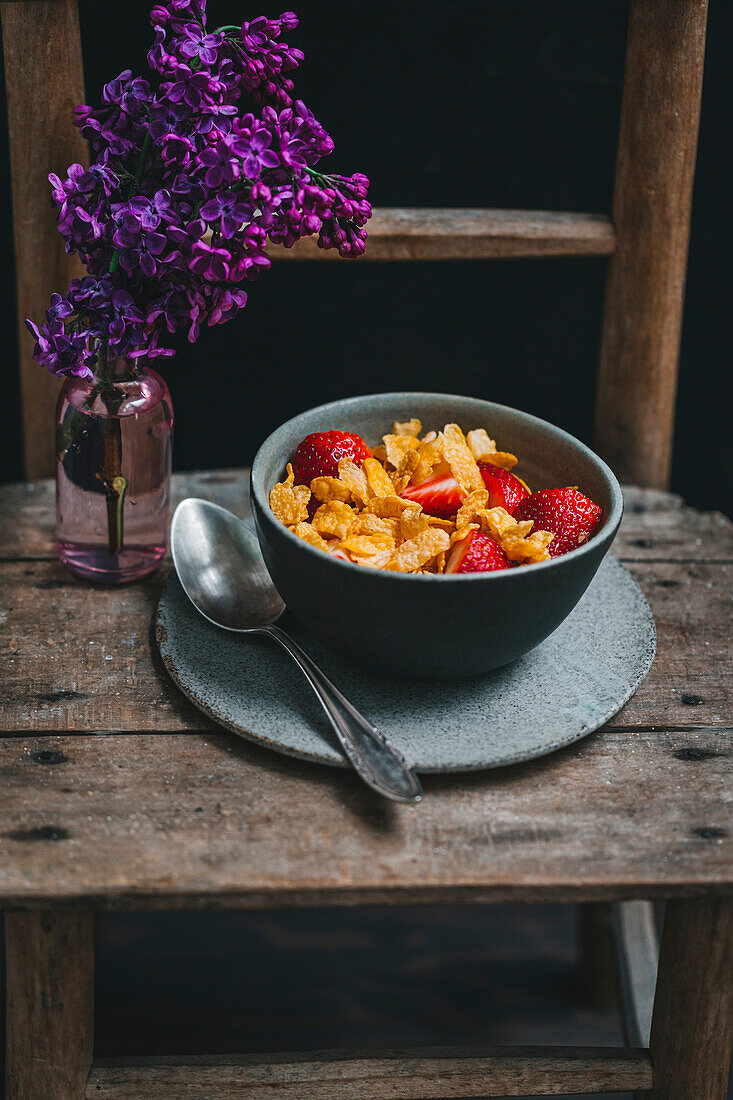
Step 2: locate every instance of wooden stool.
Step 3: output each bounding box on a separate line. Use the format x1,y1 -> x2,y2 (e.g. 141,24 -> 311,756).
3,1 -> 730,1097
1,474 -> 731,1098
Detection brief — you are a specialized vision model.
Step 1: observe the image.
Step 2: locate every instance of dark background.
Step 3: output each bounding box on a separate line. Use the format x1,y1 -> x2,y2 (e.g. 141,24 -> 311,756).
1,0 -> 731,513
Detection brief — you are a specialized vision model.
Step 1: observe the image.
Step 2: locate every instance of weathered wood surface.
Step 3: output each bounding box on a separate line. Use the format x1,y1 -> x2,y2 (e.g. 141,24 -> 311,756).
86,1046 -> 652,1098
2,475 -> 730,738
2,556 -> 729,733
270,208 -> 617,262
5,909 -> 94,1099
0,476 -> 730,908
0,725 -> 729,909
648,898 -> 733,1099
205,209 -> 616,263
594,0 -> 709,489
1,0 -> 88,481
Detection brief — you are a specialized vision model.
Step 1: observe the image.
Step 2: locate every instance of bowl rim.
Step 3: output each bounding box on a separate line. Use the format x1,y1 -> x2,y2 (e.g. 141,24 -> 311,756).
251,391 -> 624,582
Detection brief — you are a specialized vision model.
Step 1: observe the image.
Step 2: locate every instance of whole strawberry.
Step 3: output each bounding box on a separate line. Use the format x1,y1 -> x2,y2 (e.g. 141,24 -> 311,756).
292,431 -> 372,484
445,530 -> 514,574
513,487 -> 602,557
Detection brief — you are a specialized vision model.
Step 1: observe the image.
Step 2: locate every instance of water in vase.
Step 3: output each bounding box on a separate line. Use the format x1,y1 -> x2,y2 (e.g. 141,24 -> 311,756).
56,365 -> 173,583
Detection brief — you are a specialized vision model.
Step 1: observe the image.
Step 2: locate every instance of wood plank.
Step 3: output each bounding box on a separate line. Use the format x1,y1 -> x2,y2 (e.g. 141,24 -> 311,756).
86,1046 -> 652,1098
1,0 -> 88,480
594,0 -> 709,489
648,898 -> 733,1098
3,477 -> 731,564
267,209 -> 616,261
5,909 -> 94,1099
612,900 -> 658,1047
1,556 -> 730,733
0,726 -> 729,908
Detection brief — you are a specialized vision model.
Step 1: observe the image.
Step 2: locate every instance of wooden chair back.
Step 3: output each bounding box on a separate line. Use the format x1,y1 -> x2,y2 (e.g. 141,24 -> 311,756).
2,0 -> 708,487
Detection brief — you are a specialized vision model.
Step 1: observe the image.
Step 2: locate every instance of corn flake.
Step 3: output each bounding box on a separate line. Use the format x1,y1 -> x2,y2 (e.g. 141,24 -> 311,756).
363,456 -> 398,498
411,436 -> 444,483
382,434 -> 419,469
399,506 -> 430,541
312,500 -> 359,541
310,476 -> 351,504
341,532 -> 395,558
393,418 -> 422,438
480,450 -> 519,471
390,448 -> 421,493
483,506 -> 553,564
269,464 -> 311,526
387,528 -> 450,573
291,522 -> 328,550
467,428 -> 496,461
441,424 -> 485,493
337,457 -> 371,505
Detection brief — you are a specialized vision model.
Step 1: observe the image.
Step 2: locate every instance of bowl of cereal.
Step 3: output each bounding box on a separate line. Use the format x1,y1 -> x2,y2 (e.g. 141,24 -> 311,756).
250,393 -> 623,679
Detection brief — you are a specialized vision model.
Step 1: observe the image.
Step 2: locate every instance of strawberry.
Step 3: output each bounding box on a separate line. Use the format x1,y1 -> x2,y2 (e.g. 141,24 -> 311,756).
292,431 -> 372,485
445,530 -> 514,574
478,462 -> 530,513
513,487 -> 603,557
400,463 -> 465,519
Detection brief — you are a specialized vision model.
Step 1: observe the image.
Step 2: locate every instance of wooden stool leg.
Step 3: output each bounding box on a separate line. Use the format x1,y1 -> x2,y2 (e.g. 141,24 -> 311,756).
648,898 -> 733,1099
5,910 -> 94,1100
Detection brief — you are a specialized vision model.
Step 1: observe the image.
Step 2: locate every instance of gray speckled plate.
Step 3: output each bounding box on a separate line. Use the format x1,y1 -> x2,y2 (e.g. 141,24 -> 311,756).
155,554 -> 655,773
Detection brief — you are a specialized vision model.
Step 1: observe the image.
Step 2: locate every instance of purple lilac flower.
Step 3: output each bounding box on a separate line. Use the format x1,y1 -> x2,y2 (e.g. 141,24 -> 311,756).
25,319 -> 95,379
28,1 -> 371,378
200,192 -> 254,237
189,240 -> 232,281
179,25 -> 223,66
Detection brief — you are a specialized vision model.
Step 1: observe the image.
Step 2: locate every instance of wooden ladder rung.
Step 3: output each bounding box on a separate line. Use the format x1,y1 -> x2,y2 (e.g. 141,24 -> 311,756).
87,1045 -> 653,1098
270,207 -> 616,261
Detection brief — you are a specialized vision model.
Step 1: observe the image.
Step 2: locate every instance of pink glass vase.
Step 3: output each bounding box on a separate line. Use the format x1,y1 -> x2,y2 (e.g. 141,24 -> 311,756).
55,356 -> 173,583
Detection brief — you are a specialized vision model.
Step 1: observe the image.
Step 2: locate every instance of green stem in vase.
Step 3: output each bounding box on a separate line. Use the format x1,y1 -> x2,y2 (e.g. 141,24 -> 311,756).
95,345 -> 128,556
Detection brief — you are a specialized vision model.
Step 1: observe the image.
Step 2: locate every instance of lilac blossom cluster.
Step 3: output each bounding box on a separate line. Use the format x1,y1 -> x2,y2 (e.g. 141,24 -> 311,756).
27,1 -> 371,379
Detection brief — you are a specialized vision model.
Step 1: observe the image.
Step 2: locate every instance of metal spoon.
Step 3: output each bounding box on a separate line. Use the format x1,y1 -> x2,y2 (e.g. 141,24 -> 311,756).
170,499 -> 422,804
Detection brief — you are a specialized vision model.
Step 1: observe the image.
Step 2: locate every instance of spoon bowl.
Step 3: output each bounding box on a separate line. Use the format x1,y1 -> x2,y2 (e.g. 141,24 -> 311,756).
171,498 -> 284,632
170,498 -> 422,804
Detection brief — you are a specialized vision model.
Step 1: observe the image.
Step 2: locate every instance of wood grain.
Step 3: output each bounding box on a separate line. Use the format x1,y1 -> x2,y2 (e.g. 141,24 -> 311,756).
0,477 -> 730,908
265,208 -> 616,262
86,1046 -> 652,1098
0,726 -> 729,909
1,0 -> 88,480
594,0 -> 709,489
5,909 -> 94,1099
648,898 -> 733,1098
1,557 -> 730,733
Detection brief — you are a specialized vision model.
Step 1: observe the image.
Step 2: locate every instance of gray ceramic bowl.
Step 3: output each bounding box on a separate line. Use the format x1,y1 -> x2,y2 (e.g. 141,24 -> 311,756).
251,393 -> 623,680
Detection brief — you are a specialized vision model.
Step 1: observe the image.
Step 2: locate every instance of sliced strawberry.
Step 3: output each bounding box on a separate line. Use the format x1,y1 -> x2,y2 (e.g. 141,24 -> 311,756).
478,462 -> 530,513
292,431 -> 372,484
400,463 -> 465,519
513,487 -> 603,557
328,547 -> 352,563
445,530 -> 514,574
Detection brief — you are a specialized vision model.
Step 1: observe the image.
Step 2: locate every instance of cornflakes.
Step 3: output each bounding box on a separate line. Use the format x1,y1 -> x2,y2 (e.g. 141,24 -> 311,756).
267,416 -> 597,574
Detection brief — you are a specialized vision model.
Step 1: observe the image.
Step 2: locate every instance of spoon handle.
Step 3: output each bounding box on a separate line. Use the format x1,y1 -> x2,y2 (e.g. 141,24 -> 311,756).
263,625 -> 422,804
